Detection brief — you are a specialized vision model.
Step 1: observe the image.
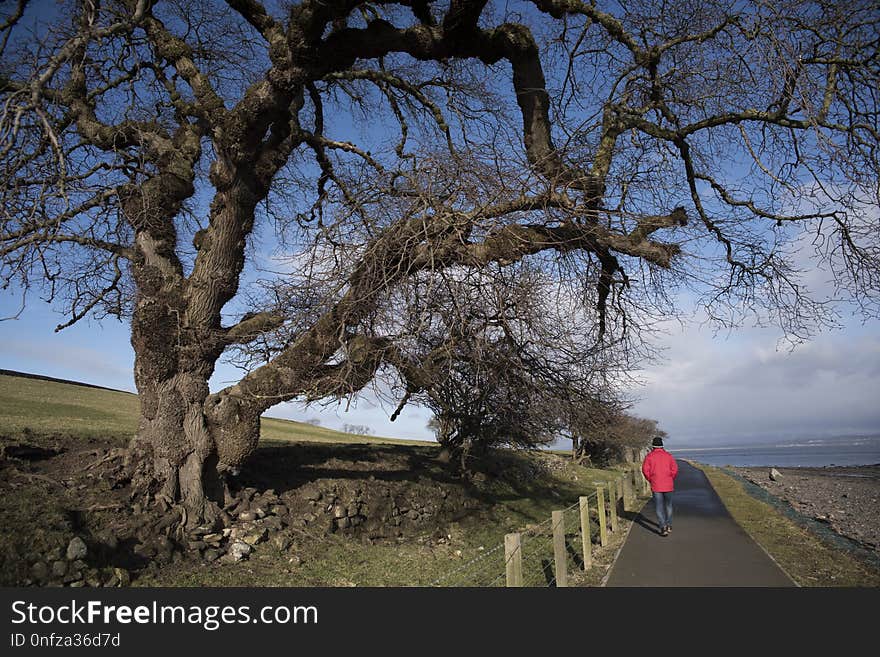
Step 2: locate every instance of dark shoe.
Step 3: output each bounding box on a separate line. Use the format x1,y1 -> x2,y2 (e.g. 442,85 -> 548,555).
660,528 -> 669,536
666,526 -> 671,534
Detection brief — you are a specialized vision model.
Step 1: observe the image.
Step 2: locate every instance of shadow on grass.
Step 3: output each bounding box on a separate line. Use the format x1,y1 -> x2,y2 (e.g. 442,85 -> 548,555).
238,441 -> 589,513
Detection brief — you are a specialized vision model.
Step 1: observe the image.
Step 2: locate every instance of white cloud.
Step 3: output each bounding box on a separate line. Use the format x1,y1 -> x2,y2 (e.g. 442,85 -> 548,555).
630,317 -> 880,445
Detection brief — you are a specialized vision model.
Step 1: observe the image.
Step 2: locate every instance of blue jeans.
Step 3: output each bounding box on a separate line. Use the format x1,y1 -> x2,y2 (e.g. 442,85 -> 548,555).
653,492 -> 673,530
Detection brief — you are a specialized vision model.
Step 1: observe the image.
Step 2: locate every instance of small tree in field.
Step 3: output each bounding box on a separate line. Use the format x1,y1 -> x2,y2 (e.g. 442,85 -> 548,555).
1,1 -> 877,524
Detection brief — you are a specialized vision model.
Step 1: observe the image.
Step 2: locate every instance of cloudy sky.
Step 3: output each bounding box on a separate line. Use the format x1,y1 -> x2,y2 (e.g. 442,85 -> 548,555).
1,285 -> 878,447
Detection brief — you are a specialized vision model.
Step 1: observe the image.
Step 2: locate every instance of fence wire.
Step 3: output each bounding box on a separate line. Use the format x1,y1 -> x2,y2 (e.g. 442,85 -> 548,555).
429,475 -> 645,587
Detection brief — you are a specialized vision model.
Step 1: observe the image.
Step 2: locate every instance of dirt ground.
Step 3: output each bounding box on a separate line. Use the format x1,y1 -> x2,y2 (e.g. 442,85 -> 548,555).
725,464 -> 880,554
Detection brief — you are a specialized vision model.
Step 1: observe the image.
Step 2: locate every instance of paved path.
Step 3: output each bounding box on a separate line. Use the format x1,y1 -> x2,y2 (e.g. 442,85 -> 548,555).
605,460 -> 795,586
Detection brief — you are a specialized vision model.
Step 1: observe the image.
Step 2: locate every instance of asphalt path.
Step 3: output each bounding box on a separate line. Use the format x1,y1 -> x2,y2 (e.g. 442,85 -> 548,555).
605,459 -> 795,587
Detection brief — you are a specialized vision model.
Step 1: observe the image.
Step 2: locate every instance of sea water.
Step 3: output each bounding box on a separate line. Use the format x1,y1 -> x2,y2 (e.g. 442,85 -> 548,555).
672,436 -> 880,468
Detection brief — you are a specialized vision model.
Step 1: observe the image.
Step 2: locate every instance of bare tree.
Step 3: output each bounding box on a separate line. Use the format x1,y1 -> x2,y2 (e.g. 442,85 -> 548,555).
573,412 -> 665,466
1,0 -> 877,524
398,264 -> 625,470
342,423 -> 372,435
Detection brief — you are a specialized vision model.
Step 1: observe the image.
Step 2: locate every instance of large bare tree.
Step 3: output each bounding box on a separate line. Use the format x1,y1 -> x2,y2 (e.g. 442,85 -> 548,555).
1,0 -> 877,524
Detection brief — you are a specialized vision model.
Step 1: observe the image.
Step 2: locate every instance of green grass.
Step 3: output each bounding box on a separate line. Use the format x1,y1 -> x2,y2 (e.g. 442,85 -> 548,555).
135,456 -> 642,587
0,373 -> 432,447
0,375 -> 139,442
694,462 -> 880,587
259,416 -> 429,447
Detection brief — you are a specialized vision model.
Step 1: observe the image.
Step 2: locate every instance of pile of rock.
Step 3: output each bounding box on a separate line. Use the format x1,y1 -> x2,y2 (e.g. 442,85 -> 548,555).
26,537 -> 130,588
181,488 -> 297,564
20,472 -> 477,586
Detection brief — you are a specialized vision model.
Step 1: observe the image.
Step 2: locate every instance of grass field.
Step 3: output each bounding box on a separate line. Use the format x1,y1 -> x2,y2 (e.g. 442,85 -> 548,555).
0,372 -> 430,447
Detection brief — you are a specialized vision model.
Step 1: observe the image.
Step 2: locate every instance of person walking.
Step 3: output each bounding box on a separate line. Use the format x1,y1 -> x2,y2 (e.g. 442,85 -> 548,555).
641,437 -> 678,536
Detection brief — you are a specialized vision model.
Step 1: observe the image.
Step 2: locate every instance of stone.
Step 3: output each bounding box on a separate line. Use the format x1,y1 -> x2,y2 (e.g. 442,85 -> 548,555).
333,505 -> 348,519
272,535 -> 292,551
63,569 -> 83,584
203,549 -> 221,563
335,516 -> 351,529
769,468 -> 782,481
271,504 -> 289,516
31,561 -> 49,581
238,511 -> 257,522
202,533 -> 224,544
229,524 -> 254,540
228,541 -> 252,561
261,516 -> 284,531
115,567 -> 131,586
66,536 -> 88,561
241,529 -> 268,546
51,560 -> 68,578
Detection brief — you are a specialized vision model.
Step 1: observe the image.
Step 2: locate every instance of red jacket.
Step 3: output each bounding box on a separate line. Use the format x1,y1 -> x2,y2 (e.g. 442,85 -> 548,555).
642,448 -> 678,493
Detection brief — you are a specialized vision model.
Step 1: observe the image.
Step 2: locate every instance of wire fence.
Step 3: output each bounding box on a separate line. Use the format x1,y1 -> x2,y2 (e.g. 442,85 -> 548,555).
430,467 -> 650,587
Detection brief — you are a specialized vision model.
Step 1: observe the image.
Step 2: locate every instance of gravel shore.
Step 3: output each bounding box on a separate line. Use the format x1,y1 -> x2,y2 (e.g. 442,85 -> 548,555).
723,464 -> 880,554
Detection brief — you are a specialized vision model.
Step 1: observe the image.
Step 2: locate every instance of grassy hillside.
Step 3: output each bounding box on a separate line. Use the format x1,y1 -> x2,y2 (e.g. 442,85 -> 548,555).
0,373 -> 139,440
0,372 -> 429,447
0,370 -> 642,587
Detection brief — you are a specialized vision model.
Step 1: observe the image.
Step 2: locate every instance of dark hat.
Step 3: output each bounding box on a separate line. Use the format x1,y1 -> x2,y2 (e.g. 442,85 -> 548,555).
652,436 -> 664,447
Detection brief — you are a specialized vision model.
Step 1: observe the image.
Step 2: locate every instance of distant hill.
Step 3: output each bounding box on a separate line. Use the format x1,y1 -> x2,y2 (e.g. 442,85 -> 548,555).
0,370 -> 430,447
0,369 -> 136,394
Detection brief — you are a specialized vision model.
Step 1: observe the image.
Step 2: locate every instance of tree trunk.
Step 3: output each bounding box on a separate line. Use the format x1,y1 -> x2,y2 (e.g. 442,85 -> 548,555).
126,297 -> 261,526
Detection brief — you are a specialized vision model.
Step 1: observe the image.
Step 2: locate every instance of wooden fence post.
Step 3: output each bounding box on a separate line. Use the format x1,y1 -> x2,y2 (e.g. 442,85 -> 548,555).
608,482 -> 619,533
622,473 -> 632,511
579,496 -> 592,570
504,533 -> 523,587
596,486 -> 608,547
552,510 -> 567,588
